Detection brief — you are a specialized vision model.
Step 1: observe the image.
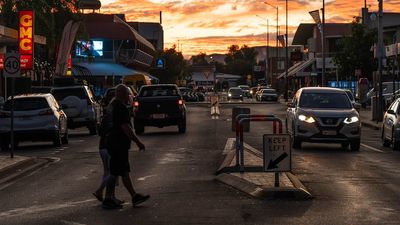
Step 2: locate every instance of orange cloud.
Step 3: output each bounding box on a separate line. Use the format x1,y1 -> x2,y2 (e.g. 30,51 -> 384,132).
99,0 -> 400,56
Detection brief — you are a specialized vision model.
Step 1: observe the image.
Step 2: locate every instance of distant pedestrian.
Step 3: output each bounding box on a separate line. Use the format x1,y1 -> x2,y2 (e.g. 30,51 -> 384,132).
102,84 -> 149,209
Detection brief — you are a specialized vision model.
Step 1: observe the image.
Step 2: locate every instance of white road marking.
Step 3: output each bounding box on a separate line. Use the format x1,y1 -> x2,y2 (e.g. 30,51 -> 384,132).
361,143 -> 384,153
223,138 -> 235,154
137,174 -> 156,181
0,199 -> 97,219
60,220 -> 87,225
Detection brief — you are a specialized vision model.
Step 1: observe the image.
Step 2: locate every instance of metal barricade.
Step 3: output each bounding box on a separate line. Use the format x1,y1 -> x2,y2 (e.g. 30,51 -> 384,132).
234,114 -> 283,173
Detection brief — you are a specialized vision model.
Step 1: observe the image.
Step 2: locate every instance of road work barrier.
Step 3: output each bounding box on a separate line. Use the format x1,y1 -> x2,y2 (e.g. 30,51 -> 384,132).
210,95 -> 220,116
225,113 -> 291,187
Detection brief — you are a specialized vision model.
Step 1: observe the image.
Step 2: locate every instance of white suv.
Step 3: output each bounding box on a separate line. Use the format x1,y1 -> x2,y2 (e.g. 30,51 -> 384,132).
51,85 -> 101,135
0,94 -> 68,150
286,87 -> 361,151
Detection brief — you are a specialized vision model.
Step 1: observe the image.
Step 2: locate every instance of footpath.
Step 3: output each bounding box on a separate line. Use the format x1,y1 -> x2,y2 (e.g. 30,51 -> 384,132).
0,153 -> 50,188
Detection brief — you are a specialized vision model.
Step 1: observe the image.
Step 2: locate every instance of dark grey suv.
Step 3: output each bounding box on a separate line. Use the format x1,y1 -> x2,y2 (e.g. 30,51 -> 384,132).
286,87 -> 361,151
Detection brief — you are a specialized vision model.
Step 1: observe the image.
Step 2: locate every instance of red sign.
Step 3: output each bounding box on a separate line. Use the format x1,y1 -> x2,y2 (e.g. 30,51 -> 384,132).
19,11 -> 34,70
0,54 -> 32,70
0,54 -> 3,69
20,55 -> 32,69
19,11 -> 34,55
67,54 -> 72,69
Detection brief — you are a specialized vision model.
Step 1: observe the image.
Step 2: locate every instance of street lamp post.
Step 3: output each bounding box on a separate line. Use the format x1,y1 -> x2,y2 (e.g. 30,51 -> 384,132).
322,0 -> 326,87
285,0 -> 289,102
377,0 -> 384,121
264,2 -> 279,88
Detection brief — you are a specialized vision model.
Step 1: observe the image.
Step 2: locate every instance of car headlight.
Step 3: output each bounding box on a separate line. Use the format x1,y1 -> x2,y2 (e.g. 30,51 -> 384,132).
343,116 -> 359,124
298,114 -> 315,123
240,95 -> 243,97
228,93 -> 232,97
250,90 -> 253,94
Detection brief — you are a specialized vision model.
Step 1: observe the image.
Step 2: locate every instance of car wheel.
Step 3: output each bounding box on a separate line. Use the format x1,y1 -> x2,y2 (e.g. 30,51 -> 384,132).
382,128 -> 390,147
61,130 -> 69,145
350,139 -> 360,151
134,121 -> 144,135
88,122 -> 97,135
53,131 -> 62,147
341,143 -> 349,149
178,119 -> 186,133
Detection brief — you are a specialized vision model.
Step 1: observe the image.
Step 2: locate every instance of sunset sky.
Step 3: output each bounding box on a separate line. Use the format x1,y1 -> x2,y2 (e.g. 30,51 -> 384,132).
100,0 -> 400,57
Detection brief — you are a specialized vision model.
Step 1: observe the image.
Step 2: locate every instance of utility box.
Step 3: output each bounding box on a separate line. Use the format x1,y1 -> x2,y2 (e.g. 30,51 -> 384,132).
232,107 -> 250,132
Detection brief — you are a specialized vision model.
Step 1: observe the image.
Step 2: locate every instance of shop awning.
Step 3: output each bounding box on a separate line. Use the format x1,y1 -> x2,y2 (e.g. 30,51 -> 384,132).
277,58 -> 315,79
73,62 -> 147,77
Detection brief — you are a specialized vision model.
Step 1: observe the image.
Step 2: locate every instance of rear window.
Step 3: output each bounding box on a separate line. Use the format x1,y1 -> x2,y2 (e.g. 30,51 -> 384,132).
139,86 -> 179,97
4,97 -> 49,111
299,92 -> 352,109
263,89 -> 277,94
51,88 -> 87,101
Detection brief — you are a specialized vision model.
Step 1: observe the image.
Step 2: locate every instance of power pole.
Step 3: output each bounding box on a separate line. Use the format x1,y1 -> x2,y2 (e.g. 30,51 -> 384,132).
377,0 -> 384,121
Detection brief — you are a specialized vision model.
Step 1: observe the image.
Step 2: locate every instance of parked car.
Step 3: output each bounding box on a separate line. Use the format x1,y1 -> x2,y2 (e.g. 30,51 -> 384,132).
382,98 -> 400,150
134,84 -> 186,134
286,87 -> 361,151
227,87 -> 243,101
0,94 -> 68,150
51,85 -> 101,135
256,88 -> 278,101
238,85 -> 251,98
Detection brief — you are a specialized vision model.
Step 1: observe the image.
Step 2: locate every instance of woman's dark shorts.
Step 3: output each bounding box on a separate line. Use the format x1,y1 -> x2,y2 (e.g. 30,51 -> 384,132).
108,148 -> 130,176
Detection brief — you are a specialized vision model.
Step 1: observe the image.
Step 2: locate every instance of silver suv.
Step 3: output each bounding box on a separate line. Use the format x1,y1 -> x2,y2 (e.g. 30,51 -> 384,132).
51,85 -> 101,135
286,87 -> 361,151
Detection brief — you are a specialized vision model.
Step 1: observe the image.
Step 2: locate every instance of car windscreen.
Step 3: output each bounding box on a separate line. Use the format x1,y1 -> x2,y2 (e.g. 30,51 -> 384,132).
139,86 -> 180,97
229,89 -> 242,94
299,92 -> 352,109
3,97 -> 49,111
239,86 -> 250,90
51,88 -> 87,101
262,89 -> 276,94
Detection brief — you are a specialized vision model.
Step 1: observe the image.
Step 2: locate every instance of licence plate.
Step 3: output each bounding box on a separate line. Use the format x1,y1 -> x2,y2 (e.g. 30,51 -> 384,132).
153,114 -> 165,119
322,130 -> 337,136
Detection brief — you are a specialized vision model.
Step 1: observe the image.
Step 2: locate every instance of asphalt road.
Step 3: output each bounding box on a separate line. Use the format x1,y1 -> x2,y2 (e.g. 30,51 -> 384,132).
0,100 -> 400,225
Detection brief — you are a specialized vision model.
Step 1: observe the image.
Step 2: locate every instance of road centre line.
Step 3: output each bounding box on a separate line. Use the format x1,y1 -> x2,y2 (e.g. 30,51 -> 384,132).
361,143 -> 384,153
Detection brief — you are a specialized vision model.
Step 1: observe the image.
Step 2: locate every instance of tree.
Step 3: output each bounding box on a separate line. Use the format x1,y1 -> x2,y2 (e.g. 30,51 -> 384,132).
190,52 -> 209,66
150,45 -> 188,84
224,45 -> 258,83
333,21 -> 377,81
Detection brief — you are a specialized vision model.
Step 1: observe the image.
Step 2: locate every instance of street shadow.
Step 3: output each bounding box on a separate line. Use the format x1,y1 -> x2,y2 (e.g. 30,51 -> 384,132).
295,143 -> 360,154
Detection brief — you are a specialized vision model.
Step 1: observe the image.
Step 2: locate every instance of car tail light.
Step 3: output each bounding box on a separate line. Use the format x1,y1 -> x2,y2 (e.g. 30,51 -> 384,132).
134,101 -> 139,107
39,109 -> 53,116
178,100 -> 183,105
0,111 -> 10,118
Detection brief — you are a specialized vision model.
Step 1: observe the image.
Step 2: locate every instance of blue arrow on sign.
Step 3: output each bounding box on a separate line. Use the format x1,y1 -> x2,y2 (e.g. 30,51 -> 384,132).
156,59 -> 164,68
